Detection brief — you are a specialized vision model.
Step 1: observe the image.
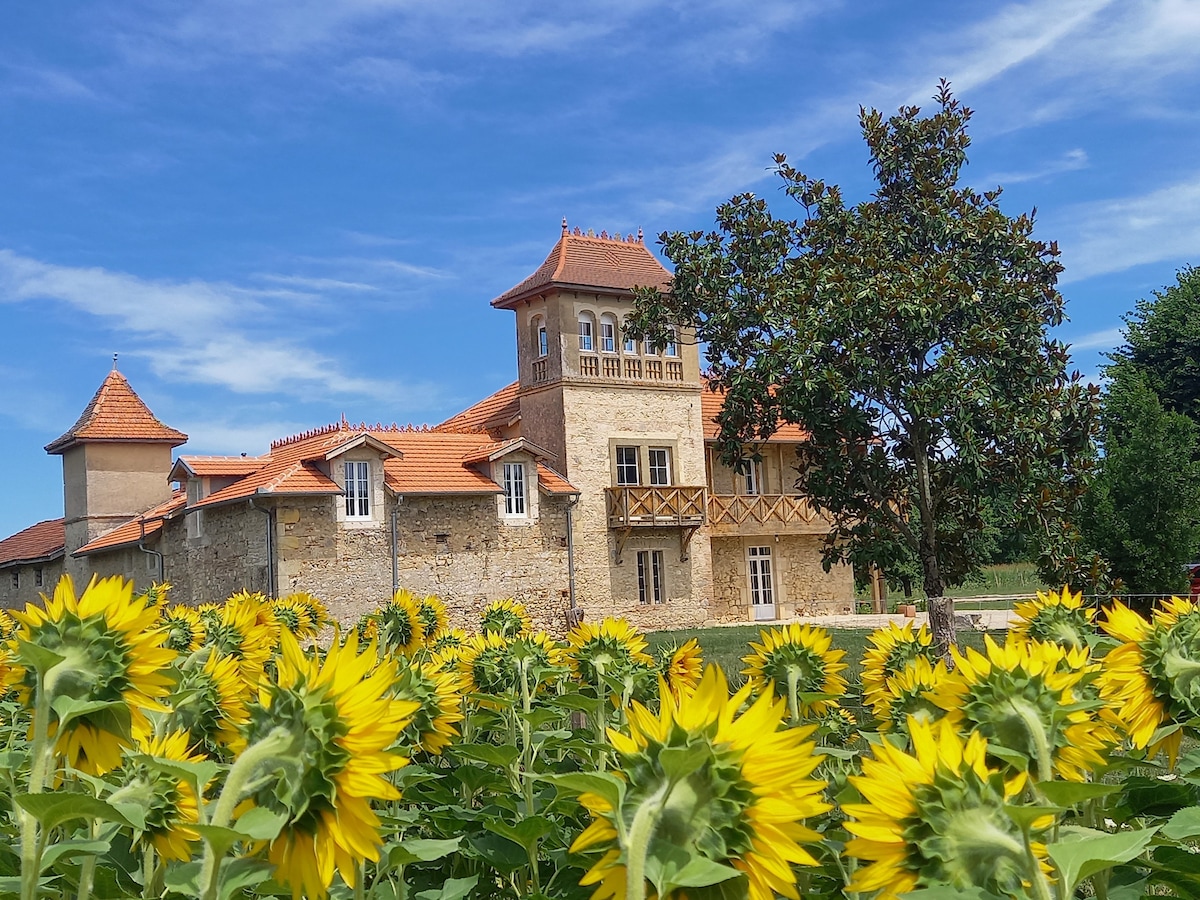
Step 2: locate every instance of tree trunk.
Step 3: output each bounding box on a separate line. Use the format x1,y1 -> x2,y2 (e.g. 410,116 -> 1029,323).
920,536 -> 957,660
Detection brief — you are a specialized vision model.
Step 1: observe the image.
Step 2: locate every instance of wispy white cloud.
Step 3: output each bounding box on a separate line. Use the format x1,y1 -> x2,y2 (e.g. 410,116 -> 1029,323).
979,149 -> 1089,186
0,249 -> 411,398
1066,325 -> 1124,351
0,62 -> 101,102
1058,174 -> 1200,283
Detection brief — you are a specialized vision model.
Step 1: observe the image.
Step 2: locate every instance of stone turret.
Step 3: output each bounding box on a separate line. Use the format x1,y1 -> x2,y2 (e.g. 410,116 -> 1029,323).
46,363 -> 187,579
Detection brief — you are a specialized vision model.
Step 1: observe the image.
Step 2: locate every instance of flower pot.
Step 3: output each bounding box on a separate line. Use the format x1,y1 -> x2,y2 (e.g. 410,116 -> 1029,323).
902,604 -> 917,618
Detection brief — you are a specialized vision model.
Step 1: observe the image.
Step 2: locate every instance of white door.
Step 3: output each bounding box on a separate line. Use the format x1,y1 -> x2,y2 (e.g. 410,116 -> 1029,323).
748,546 -> 775,620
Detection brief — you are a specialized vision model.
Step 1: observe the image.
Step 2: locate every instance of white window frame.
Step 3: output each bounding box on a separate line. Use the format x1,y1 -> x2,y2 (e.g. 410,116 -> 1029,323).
643,338 -> 657,356
503,462 -> 526,516
616,446 -> 640,485
665,327 -> 679,357
600,315 -> 617,353
624,332 -> 637,353
648,447 -> 671,486
345,461 -> 371,518
578,315 -> 594,351
535,318 -> 548,358
637,550 -> 665,604
743,459 -> 763,495
748,546 -> 774,606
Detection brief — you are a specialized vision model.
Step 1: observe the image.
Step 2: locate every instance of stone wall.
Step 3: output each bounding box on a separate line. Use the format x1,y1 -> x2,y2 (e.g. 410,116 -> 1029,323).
0,559 -> 65,610
710,534 -> 853,623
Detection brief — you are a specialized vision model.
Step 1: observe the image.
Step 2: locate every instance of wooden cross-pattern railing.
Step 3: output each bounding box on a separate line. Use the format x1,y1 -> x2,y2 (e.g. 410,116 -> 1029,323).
605,486 -> 707,563
707,493 -> 827,533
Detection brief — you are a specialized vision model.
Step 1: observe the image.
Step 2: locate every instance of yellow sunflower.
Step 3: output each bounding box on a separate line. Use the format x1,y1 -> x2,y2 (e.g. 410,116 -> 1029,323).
271,593 -> 329,641
457,632 -> 518,698
245,631 -> 418,900
480,597 -> 532,639
377,589 -> 425,656
0,608 -> 17,641
565,618 -> 655,688
570,665 -> 829,900
742,623 -> 847,721
657,637 -> 703,700
428,627 -> 471,658
929,635 -> 1113,782
844,717 -> 1046,899
415,594 -> 449,641
160,605 -> 206,654
1099,596 -> 1200,764
116,730 -> 203,862
203,592 -> 279,687
861,622 -> 936,716
872,655 -> 948,733
166,650 -> 250,757
1011,586 -> 1097,650
10,574 -> 177,775
393,660 -> 464,755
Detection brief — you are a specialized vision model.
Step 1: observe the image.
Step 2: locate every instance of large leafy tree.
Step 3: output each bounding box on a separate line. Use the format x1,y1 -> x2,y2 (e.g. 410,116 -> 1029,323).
1080,366 -> 1200,595
628,83 -> 1098,654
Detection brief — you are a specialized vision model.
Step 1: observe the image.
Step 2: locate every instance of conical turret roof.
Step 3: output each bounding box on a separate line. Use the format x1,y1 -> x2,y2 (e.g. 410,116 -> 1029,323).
45,369 -> 188,454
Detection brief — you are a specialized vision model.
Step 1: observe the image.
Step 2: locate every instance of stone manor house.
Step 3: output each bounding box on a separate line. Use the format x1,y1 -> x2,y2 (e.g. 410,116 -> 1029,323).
0,224 -> 853,631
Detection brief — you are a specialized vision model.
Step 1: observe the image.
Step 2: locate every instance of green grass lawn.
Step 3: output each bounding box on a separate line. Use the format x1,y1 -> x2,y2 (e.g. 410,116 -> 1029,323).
646,624 -> 993,694
856,561 -> 1050,606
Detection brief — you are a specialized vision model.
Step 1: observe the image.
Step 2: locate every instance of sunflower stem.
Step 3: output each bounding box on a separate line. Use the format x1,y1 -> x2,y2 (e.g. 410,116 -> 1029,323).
141,845 -> 156,900
518,660 -> 542,897
76,818 -> 99,900
1022,825 -> 1054,900
625,781 -> 671,900
786,666 -> 802,725
1007,698 -> 1055,784
198,726 -> 293,900
20,664 -> 62,900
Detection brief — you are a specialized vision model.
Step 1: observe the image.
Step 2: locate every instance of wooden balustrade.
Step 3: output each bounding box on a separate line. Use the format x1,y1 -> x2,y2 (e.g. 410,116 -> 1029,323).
606,486 -> 707,527
707,493 -> 828,534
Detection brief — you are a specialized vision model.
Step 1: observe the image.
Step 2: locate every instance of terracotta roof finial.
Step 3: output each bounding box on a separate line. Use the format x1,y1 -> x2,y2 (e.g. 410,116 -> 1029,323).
112,353 -> 119,372
561,216 -> 568,236
573,226 -> 581,236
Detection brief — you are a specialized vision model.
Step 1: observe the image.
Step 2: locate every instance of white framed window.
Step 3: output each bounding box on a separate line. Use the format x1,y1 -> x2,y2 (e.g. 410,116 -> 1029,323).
533,317 -> 548,358
578,315 -> 595,351
648,447 -> 671,486
503,462 -> 526,516
743,460 -> 763,495
637,550 -> 665,604
665,327 -> 679,357
643,338 -> 657,356
624,332 -> 637,353
345,461 -> 371,518
748,546 -> 774,606
600,315 -> 617,353
616,446 -> 640,485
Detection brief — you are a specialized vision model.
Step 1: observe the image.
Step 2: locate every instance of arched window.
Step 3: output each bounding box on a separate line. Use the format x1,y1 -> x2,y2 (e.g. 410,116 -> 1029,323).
532,316 -> 548,357
600,314 -> 617,353
578,313 -> 595,351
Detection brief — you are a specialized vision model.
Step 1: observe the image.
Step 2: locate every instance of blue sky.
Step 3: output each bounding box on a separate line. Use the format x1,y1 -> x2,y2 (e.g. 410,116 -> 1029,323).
2,0 -> 1199,540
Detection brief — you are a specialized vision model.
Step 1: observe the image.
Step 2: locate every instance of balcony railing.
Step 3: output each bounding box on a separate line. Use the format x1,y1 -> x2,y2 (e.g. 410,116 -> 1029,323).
707,493 -> 828,533
606,486 -> 707,528
606,485 -> 707,563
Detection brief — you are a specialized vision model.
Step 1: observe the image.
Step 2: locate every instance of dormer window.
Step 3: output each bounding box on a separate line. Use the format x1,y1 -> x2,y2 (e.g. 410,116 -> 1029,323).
578,314 -> 595,351
600,314 -> 617,353
503,462 -> 526,516
345,461 -> 370,518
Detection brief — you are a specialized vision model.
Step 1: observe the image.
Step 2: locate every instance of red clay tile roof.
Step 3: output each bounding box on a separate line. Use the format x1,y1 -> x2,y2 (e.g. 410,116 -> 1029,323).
437,382 -> 521,434
75,492 -> 187,556
171,456 -> 266,479
700,382 -> 810,443
0,518 -> 65,568
536,463 -> 578,495
383,432 -> 507,494
46,370 -> 187,454
491,224 -> 672,309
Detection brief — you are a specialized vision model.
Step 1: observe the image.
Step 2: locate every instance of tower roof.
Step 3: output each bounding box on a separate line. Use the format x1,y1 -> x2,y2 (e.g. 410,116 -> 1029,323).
490,222 -> 672,309
45,369 -> 188,454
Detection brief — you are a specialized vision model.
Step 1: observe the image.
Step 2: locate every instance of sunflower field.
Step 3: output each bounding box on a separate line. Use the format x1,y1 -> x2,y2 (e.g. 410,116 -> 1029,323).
6,579 -> 1200,899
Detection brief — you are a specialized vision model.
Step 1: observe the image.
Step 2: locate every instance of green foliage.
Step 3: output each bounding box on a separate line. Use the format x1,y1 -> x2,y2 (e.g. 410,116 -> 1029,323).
626,81 -> 1099,650
1079,366 -> 1200,594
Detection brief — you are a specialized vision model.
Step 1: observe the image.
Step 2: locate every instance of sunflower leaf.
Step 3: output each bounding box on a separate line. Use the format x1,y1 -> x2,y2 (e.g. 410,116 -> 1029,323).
1162,806 -> 1200,841
415,874 -> 478,900
452,743 -> 519,768
1038,781 -> 1122,806
386,837 -> 462,867
13,793 -> 134,831
39,838 -> 110,871
1046,825 -> 1160,895
537,772 -> 626,810
50,696 -> 132,739
231,806 -> 288,841
484,815 -> 556,853
17,639 -> 65,673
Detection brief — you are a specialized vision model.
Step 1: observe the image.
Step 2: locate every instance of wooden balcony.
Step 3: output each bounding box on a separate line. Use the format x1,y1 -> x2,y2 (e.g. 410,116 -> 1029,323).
605,485 -> 707,563
707,493 -> 830,536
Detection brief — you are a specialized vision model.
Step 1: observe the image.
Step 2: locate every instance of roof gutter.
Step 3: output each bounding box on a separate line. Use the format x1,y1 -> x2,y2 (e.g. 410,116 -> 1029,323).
248,497 -> 277,598
136,518 -> 164,585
